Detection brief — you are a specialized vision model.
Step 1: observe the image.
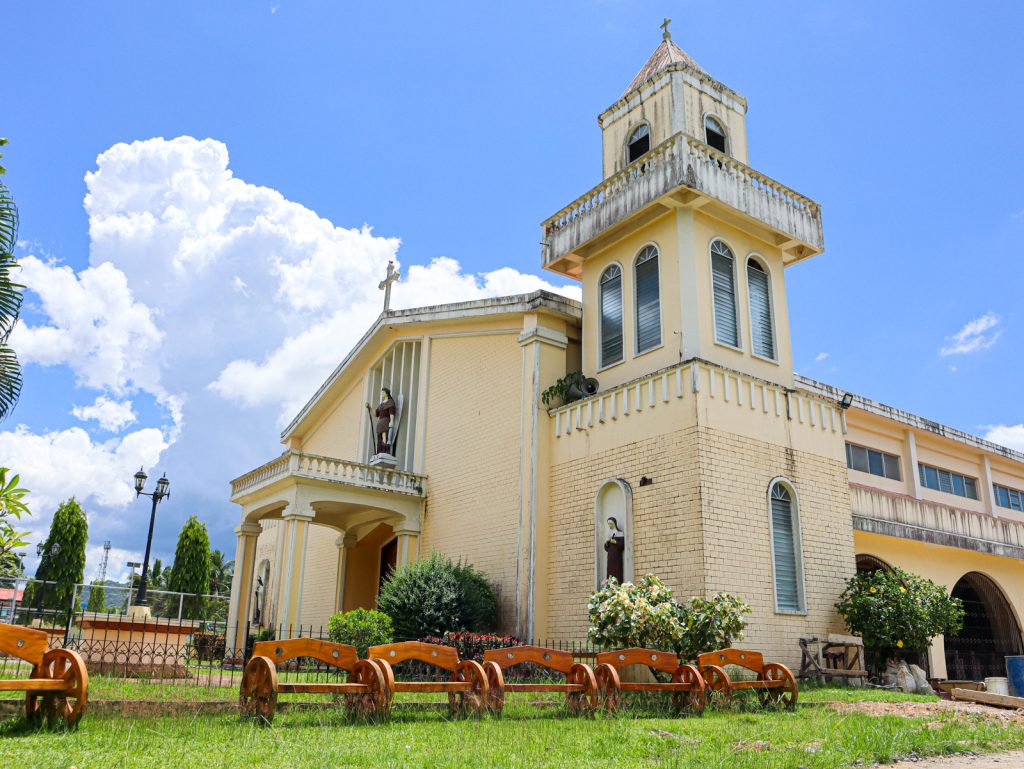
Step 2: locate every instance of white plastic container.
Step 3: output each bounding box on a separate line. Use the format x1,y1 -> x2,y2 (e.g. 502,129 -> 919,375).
984,676 -> 1009,695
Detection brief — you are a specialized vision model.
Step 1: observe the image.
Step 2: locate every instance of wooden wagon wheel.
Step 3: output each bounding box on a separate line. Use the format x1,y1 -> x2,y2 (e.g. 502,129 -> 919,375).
482,661 -> 506,715
757,663 -> 797,710
344,659 -> 389,719
448,660 -> 488,716
594,664 -> 621,713
671,664 -> 705,714
700,664 -> 731,706
566,663 -> 598,715
37,649 -> 89,728
370,659 -> 396,710
239,656 -> 278,724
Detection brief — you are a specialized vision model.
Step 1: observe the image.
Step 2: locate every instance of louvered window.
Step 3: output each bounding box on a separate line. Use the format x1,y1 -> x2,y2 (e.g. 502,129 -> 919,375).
770,483 -> 804,612
634,246 -> 661,353
995,484 -> 1024,512
705,115 -> 727,154
599,264 -> 623,368
918,463 -> 978,500
747,259 -> 775,359
711,240 -> 739,347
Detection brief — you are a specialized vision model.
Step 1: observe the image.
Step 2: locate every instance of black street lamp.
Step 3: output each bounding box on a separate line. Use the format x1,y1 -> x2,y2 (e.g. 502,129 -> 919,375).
132,467 -> 170,608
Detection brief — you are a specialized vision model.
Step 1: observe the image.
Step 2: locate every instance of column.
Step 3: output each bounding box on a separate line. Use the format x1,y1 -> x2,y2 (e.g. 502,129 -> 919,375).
905,430 -> 922,499
225,521 -> 262,658
394,528 -> 420,569
274,507 -> 315,637
980,455 -> 996,515
334,533 -> 356,614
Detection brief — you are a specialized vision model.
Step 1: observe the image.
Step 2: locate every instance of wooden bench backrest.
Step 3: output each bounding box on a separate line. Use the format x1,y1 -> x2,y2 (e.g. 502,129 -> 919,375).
595,647 -> 679,674
697,648 -> 764,673
483,645 -> 574,675
0,623 -> 48,668
368,641 -> 460,672
252,638 -> 358,671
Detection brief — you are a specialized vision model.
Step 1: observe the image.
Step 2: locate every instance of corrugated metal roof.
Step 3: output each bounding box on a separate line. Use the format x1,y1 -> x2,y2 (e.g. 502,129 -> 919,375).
622,39 -> 705,97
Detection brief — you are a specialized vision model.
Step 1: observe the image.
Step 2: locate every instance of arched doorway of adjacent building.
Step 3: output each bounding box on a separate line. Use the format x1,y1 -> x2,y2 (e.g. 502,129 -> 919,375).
855,553 -> 891,573
945,572 -> 1023,680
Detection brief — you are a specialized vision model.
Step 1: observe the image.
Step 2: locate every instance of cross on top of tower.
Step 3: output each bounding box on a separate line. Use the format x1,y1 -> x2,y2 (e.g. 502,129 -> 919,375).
378,260 -> 400,312
660,17 -> 672,41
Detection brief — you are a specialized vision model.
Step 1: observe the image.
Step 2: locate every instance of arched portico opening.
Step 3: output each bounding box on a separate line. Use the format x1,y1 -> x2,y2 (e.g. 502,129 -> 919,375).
945,572 -> 1023,680
855,553 -> 891,573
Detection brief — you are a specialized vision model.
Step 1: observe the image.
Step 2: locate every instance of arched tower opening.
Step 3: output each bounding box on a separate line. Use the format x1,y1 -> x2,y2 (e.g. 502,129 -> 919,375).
945,572 -> 1023,680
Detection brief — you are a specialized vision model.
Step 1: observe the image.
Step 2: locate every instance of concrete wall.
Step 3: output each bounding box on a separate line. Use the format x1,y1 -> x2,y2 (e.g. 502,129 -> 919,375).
418,331 -> 525,630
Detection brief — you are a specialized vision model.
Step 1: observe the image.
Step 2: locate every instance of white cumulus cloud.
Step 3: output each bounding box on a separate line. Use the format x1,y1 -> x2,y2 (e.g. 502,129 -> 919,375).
1,135 -> 581,554
985,424 -> 1024,454
71,396 -> 137,432
939,312 -> 1001,357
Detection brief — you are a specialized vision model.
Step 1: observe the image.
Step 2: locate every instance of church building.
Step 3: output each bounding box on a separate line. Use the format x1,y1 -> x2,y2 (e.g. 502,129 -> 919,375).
225,28 -> 1024,677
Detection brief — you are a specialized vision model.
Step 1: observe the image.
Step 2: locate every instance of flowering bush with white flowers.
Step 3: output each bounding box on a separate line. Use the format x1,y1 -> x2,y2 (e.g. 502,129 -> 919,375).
587,575 -> 750,662
835,566 -> 963,664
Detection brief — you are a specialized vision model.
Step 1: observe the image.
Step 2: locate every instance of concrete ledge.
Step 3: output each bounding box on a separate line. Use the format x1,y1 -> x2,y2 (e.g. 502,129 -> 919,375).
853,514 -> 1024,560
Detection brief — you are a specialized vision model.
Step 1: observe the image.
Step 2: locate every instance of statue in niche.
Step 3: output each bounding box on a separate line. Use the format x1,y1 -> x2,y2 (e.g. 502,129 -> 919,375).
252,575 -> 264,624
367,387 -> 397,455
604,517 -> 625,583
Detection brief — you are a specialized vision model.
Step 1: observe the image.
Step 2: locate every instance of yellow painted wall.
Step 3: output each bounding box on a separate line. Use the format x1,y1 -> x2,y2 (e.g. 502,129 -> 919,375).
854,530 -> 1024,678
601,82 -> 675,178
343,523 -> 393,612
301,379 -> 371,460
298,523 -> 342,628
419,331 -> 525,630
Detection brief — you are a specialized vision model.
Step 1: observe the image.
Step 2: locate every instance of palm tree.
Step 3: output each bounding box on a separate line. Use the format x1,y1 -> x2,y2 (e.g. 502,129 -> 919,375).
209,549 -> 234,596
0,138 -> 24,421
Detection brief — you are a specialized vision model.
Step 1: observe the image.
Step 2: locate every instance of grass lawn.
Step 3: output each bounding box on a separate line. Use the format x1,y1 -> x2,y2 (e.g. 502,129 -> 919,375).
2,685 -> 1023,769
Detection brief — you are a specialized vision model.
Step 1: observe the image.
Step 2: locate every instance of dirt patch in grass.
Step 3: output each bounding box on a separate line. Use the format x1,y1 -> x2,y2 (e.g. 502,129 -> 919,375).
886,750 -> 1024,768
827,698 -> 1024,724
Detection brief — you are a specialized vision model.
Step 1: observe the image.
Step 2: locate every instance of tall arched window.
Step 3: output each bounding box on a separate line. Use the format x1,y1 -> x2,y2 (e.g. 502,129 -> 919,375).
599,264 -> 624,368
626,124 -> 651,164
768,480 -> 805,613
710,240 -> 739,347
746,258 -> 776,359
634,245 -> 661,353
704,115 -> 727,153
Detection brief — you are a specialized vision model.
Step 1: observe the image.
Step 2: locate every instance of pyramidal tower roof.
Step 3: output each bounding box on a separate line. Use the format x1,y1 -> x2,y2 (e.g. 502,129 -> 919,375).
622,20 -> 705,97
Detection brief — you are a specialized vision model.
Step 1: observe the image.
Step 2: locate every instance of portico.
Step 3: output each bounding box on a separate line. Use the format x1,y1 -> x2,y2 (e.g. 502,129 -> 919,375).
225,450 -> 426,653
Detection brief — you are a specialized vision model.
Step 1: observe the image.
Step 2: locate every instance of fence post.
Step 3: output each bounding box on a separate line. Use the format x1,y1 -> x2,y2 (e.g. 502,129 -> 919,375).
8,577 -> 19,622
63,584 -> 78,647
178,592 -> 184,621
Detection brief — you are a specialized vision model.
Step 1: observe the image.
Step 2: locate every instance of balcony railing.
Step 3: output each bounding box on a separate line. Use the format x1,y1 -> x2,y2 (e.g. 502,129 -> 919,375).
230,451 -> 426,500
541,132 -> 824,266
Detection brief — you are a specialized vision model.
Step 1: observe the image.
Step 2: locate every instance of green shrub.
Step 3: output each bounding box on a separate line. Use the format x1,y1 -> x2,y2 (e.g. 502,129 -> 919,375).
377,553 -> 498,640
835,566 -> 963,667
588,575 -> 751,662
327,608 -> 394,658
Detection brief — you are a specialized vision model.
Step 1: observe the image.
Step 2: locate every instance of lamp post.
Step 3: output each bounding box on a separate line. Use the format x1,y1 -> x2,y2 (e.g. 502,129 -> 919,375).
131,467 -> 170,609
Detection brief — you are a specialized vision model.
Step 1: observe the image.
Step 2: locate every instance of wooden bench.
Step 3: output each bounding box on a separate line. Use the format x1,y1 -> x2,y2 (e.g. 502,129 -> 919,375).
594,647 -> 705,714
482,645 -> 597,715
698,648 -> 797,709
368,641 -> 488,716
240,638 -> 388,723
0,622 -> 88,727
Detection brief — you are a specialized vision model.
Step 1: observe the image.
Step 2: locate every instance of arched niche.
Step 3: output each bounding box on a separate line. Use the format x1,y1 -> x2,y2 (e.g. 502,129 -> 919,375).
855,553 -> 892,574
945,571 -> 1024,679
594,479 -> 634,590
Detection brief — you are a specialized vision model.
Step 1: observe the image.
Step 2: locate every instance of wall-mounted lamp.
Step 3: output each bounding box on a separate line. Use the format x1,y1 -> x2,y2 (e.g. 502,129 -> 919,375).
639,476 -> 653,487
838,392 -> 854,410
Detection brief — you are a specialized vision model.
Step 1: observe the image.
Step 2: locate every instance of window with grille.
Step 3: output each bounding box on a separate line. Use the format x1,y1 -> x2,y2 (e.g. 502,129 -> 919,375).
769,482 -> 804,612
918,463 -> 979,500
846,442 -> 902,481
711,240 -> 739,347
746,258 -> 775,359
627,124 -> 651,164
704,115 -> 727,153
599,264 -> 624,368
994,484 -> 1024,512
634,246 -> 661,354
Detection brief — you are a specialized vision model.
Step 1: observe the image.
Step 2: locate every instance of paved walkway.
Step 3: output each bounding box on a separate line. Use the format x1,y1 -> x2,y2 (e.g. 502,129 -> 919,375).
887,751 -> 1024,768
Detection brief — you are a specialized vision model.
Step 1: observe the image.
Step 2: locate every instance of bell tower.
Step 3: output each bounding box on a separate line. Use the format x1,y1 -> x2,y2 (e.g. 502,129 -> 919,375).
541,22 -> 824,391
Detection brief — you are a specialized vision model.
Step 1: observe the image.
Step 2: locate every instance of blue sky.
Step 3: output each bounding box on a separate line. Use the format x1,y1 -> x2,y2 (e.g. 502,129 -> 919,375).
3,1 -> 1022,577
